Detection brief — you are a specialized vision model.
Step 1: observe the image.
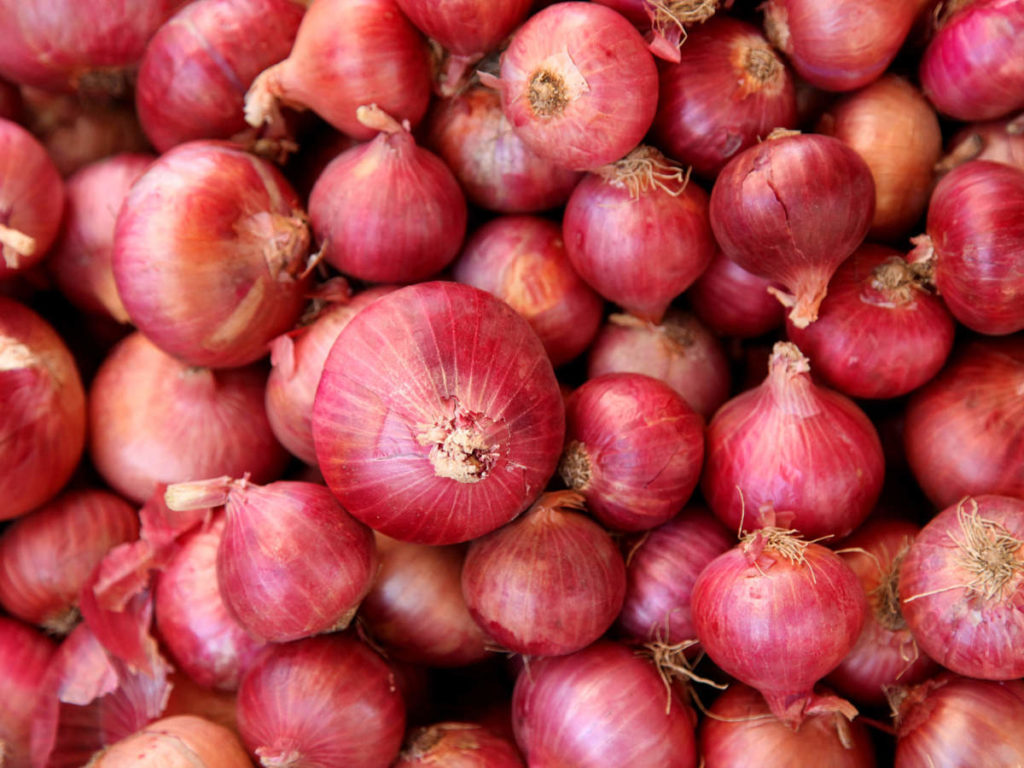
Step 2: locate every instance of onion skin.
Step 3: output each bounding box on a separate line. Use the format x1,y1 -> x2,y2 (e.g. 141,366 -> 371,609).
512,641 -> 697,767
453,215 -> 603,367
87,715 -> 252,768
393,722 -> 524,768
903,337 -> 1024,508
785,245 -> 955,400
0,617 -> 56,768
237,634 -> 406,768
651,16 -> 798,178
686,251 -> 785,339
939,116 -> 1024,173
312,282 -> 565,546
88,332 -> 289,505
113,140 -> 311,368
0,297 -> 86,521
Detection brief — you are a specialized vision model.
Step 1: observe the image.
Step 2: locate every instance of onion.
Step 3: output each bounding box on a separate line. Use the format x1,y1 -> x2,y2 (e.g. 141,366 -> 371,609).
0,118 -> 64,277
563,145 -> 715,321
165,477 -> 377,643
686,251 -> 785,339
911,159 -> 1024,335
512,640 -> 697,767
651,16 -> 797,177
709,130 -> 875,328
237,633 -> 406,768
0,617 -> 56,768
920,0 -> 1024,121
308,105 -> 467,284
699,683 -> 877,768
893,674 -> 1024,767
817,75 -> 942,242
312,281 -> 565,545
424,84 -> 583,213
826,517 -> 938,707
266,285 -> 396,465
0,296 -> 86,520
899,495 -> 1024,680
87,715 -> 252,768
88,332 -> 289,505
938,114 -> 1024,173
761,0 -> 919,92
462,491 -> 626,655
585,311 -> 731,420
136,0 -> 305,153
485,2 -> 659,171
691,527 -> 866,726
244,0 -> 432,140
616,505 -> 733,645
785,244 -> 955,400
47,153 -> 154,323
702,342 -> 884,539
559,374 -> 704,531
394,722 -> 524,768
113,140 -> 312,368
452,215 -> 603,367
360,533 -> 490,667
904,337 -> 1024,508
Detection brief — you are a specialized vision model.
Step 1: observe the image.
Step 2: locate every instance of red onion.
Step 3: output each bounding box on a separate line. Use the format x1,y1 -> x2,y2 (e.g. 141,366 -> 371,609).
154,514 -> 268,690
651,16 -> 797,177
761,0 -> 919,92
686,251 -> 785,338
826,518 -> 938,706
266,285 -> 396,465
113,140 -> 311,368
920,0 -> 1024,121
0,617 -> 56,768
394,722 -> 524,768
360,533 -> 490,667
691,528 -> 866,726
702,342 -> 884,539
462,491 -> 626,655
899,495 -> 1024,680
0,118 -> 64,277
563,146 -> 715,321
585,311 -> 731,420
512,641 -> 697,767
165,477 -> 377,643
136,0 -> 305,153
616,505 -> 733,645
699,683 -> 878,768
453,215 -> 603,367
312,281 -> 564,545
709,131 -> 875,328
0,297 -> 86,520
47,153 -> 154,323
424,84 -> 583,213
237,633 -> 406,768
244,0 -> 432,140
309,105 -> 467,284
485,2 -> 659,171
912,159 -> 1024,335
817,75 -> 943,242
938,114 -> 1024,173
904,337 -> 1024,508
88,715 -> 252,768
88,332 -> 289,505
559,374 -> 704,531
785,245 -> 955,400
893,675 -> 1024,767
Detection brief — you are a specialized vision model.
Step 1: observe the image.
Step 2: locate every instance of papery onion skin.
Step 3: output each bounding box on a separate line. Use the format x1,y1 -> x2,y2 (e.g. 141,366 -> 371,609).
312,281 -> 564,545
0,296 -> 86,520
586,311 -> 731,421
493,2 -> 659,171
512,640 -> 697,767
393,722 -> 524,768
237,633 -> 405,768
0,617 -> 56,768
136,0 -> 305,153
785,245 -> 955,400
89,332 -> 289,505
452,215 -> 603,367
904,337 -> 1024,508
702,342 -> 884,539
87,715 -> 252,768
686,250 -> 785,339
113,140 -> 311,368
940,116 -> 1024,173
920,0 -> 1024,121
651,16 -> 798,178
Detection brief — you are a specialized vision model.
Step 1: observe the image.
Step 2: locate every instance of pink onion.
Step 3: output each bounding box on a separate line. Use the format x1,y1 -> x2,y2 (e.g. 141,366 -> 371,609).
686,251 -> 785,338
88,715 -> 252,768
394,722 -> 524,768
0,617 -> 56,768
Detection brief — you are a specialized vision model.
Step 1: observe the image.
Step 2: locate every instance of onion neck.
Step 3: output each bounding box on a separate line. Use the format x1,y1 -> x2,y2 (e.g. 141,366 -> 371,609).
768,270 -> 828,328
765,342 -> 820,416
256,742 -> 303,768
558,441 -> 592,490
596,145 -> 689,199
761,0 -> 792,54
866,257 -> 928,307
42,605 -> 81,637
954,499 -> 1024,600
0,222 -> 36,269
872,549 -> 909,632
236,210 -> 311,282
736,43 -> 785,99
528,490 -> 588,523
417,400 -> 501,484
526,51 -> 589,119
165,475 -> 246,512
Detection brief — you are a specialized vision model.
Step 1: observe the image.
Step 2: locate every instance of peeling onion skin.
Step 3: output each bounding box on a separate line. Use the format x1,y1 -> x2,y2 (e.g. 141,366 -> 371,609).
393,722 -> 525,768
87,715 -> 252,768
0,617 -> 56,768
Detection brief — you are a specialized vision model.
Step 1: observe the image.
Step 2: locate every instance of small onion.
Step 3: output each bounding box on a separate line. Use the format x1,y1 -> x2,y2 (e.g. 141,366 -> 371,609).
686,251 -> 785,339
394,722 -> 524,768
0,617 -> 56,768
88,715 -> 252,768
